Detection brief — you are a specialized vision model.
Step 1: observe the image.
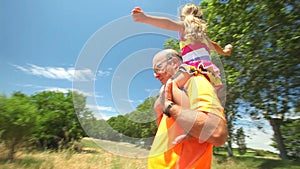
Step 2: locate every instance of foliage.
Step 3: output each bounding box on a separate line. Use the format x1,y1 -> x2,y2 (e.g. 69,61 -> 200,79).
30,91 -> 86,150
201,0 -> 300,159
106,97 -> 157,148
0,92 -> 37,160
76,97 -> 157,149
162,0 -> 300,159
0,90 -> 91,157
255,149 -> 266,157
164,38 -> 180,54
272,118 -> 300,158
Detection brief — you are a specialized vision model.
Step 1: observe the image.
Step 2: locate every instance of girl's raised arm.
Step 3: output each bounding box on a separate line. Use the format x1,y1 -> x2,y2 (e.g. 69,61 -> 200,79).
132,7 -> 184,32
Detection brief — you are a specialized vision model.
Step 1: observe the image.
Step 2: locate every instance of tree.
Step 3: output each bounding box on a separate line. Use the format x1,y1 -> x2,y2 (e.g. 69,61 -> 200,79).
104,97 -> 157,148
31,91 -> 85,150
164,38 -> 180,54
201,0 -> 300,159
272,118 -> 300,158
235,127 -> 247,155
107,115 -> 128,141
0,92 -> 37,160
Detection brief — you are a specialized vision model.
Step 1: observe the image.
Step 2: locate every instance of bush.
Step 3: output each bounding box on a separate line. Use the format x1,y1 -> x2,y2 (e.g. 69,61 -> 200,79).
255,150 -> 265,156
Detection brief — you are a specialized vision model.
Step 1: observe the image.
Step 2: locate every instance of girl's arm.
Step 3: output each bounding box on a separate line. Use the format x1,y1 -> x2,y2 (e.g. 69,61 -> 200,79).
132,7 -> 184,32
209,40 -> 232,56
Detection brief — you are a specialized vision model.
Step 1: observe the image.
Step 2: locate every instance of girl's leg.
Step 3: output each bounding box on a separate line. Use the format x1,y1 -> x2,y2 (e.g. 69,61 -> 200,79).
171,71 -> 191,108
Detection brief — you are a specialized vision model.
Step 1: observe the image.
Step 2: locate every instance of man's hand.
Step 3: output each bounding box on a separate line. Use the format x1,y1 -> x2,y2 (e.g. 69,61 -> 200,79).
161,79 -> 174,117
164,79 -> 173,102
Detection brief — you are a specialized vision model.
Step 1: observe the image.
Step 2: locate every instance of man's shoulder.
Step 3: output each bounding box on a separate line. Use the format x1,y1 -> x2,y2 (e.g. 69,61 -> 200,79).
187,73 -> 211,84
185,73 -> 214,92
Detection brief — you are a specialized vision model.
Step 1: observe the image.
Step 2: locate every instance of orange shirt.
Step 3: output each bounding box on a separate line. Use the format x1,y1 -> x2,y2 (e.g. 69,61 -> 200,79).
148,74 -> 225,169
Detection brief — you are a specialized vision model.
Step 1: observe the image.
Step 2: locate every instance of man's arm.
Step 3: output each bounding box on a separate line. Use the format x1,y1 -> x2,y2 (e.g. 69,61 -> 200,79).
163,79 -> 228,146
166,102 -> 227,146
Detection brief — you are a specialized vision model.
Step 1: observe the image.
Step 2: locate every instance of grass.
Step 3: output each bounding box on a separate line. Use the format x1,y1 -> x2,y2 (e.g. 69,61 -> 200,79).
0,138 -> 299,169
212,155 -> 300,169
0,148 -> 148,169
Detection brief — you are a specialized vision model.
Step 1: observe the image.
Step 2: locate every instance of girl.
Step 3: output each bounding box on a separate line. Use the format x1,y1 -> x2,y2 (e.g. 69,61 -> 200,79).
132,4 -> 232,108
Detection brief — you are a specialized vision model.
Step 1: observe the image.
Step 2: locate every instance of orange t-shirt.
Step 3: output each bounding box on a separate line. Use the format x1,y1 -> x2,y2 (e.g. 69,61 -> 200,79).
148,75 -> 225,169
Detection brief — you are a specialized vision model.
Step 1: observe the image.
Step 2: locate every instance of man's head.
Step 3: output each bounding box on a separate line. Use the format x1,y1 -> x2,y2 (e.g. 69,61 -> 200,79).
152,49 -> 182,84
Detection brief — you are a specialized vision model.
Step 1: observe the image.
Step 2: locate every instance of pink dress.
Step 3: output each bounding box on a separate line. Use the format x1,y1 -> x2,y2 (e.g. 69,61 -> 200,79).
179,35 -> 223,91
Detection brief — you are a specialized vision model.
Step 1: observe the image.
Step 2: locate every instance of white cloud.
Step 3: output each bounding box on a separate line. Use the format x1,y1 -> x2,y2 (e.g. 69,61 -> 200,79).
145,88 -> 153,93
123,98 -> 135,103
43,87 -> 70,93
93,113 -> 113,120
86,104 -> 117,120
13,64 -> 95,81
86,104 -> 116,113
98,70 -> 111,77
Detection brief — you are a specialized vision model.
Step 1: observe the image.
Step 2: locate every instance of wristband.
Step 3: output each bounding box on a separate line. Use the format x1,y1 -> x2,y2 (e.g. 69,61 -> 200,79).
163,102 -> 174,118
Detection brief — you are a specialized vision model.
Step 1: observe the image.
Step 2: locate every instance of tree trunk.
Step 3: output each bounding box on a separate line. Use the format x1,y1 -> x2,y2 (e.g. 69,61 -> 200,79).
227,139 -> 234,157
225,111 -> 234,157
6,140 -> 17,161
269,118 -> 288,159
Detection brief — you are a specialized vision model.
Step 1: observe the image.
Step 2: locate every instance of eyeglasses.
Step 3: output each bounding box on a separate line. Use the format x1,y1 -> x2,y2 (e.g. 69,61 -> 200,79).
153,57 -> 172,76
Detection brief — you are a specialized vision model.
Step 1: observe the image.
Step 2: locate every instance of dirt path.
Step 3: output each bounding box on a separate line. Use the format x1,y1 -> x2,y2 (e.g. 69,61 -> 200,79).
83,138 -> 150,159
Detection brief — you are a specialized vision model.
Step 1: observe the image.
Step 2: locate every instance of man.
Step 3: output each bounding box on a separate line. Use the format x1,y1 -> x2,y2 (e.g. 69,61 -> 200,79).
148,49 -> 227,169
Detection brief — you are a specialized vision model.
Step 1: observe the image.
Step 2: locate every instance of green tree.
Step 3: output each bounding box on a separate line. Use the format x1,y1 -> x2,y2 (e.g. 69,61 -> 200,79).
107,115 -> 128,141
127,97 -> 157,147
202,0 -> 300,159
105,97 -> 157,147
272,118 -> 300,158
31,91 -> 85,150
0,92 -> 37,160
164,38 -> 180,54
78,110 -> 113,139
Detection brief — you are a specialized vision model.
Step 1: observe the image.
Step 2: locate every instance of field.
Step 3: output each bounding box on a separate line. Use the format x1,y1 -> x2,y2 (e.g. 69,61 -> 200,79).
0,138 -> 299,169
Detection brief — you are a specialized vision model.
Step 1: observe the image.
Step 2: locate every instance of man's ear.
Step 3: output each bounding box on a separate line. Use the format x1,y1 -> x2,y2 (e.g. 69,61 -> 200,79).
171,57 -> 180,66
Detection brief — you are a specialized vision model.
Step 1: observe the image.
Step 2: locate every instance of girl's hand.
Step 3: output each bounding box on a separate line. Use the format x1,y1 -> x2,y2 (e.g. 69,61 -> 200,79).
131,7 -> 143,14
225,44 -> 233,50
224,44 -> 233,56
131,7 -> 146,22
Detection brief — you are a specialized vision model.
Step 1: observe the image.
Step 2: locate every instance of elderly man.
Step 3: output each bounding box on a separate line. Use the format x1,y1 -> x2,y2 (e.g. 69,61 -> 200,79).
148,49 -> 227,169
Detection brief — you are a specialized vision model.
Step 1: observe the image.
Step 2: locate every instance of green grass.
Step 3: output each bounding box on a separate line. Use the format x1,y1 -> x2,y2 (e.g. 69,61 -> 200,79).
212,155 -> 300,169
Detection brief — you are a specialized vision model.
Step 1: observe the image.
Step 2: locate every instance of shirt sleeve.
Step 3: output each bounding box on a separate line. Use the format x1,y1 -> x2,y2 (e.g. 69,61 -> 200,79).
185,75 -> 226,121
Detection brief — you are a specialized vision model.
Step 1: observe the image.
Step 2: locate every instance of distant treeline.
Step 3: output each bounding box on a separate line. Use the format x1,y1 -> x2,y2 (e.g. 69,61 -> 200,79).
0,91 -> 158,160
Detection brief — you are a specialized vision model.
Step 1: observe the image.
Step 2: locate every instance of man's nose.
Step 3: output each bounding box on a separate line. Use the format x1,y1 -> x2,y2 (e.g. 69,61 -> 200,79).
154,72 -> 160,78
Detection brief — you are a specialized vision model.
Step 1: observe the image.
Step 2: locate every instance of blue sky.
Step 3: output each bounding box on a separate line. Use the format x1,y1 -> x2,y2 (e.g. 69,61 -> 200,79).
0,0 -> 183,116
0,0 -> 277,152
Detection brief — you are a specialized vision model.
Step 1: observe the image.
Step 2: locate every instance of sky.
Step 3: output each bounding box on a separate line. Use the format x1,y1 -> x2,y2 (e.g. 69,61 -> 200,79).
0,0 -> 278,153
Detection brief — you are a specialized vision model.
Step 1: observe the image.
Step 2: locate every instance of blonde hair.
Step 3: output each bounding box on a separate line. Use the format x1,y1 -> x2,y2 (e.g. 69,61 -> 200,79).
180,4 -> 207,42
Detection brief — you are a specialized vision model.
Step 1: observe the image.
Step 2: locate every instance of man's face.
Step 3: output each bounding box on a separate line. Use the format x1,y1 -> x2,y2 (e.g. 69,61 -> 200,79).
153,56 -> 173,85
